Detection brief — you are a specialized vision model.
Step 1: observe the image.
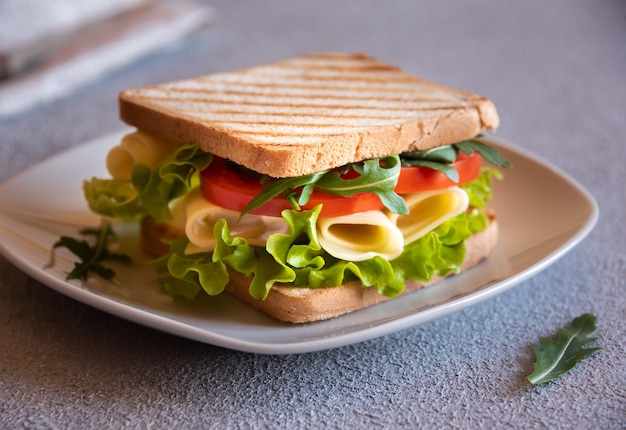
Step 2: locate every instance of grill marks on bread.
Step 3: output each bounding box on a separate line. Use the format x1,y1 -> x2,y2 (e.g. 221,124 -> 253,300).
119,53 -> 499,177
127,63 -> 474,138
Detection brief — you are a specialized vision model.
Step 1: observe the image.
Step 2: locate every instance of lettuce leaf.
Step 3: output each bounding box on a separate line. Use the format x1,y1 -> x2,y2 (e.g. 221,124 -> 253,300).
154,218 -> 298,300
214,218 -> 297,299
460,167 -> 501,209
155,168 -> 498,301
83,144 -> 212,222
388,208 -> 483,285
82,178 -> 144,221
152,236 -> 229,298
155,207 -> 488,301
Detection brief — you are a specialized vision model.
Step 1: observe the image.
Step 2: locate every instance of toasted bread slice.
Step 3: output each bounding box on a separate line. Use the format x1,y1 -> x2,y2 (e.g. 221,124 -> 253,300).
119,52 -> 498,178
140,214 -> 497,323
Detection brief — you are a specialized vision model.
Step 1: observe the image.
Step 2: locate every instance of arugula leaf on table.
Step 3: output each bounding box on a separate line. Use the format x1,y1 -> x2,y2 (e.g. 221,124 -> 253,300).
49,220 -> 131,281
527,313 -> 602,385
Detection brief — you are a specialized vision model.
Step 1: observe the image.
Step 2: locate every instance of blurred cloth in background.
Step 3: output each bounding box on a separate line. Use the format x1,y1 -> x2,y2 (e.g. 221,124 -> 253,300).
0,0 -> 213,118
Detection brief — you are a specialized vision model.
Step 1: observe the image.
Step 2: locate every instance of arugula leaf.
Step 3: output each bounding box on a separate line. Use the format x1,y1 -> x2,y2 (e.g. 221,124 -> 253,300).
241,155 -> 408,216
239,141 -> 507,218
240,171 -> 327,217
400,159 -> 460,183
400,140 -> 510,182
400,140 -> 511,182
315,155 -> 408,214
49,220 -> 131,281
527,313 -> 602,385
400,145 -> 458,164
400,145 -> 459,182
453,139 -> 511,168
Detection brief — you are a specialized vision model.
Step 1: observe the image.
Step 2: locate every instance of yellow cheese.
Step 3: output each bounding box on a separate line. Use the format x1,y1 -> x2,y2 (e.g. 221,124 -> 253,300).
316,210 -> 405,261
174,184 -> 468,261
106,130 -> 181,180
183,188 -> 289,254
387,187 -> 469,244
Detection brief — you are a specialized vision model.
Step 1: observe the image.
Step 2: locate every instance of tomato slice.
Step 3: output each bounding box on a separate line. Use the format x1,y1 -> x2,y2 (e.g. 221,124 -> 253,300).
395,151 -> 482,193
200,158 -> 383,217
200,152 -> 482,218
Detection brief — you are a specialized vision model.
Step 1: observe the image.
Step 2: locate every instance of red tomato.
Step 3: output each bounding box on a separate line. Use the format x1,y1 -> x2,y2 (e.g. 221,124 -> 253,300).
395,151 -> 482,193
200,152 -> 482,218
200,158 -> 383,217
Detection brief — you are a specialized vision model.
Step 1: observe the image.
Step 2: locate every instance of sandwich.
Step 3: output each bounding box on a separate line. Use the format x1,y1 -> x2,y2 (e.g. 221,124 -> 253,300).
81,52 -> 509,323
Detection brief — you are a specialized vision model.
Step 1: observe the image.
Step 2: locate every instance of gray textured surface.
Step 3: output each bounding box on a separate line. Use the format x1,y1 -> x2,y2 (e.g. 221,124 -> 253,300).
1,1 -> 624,428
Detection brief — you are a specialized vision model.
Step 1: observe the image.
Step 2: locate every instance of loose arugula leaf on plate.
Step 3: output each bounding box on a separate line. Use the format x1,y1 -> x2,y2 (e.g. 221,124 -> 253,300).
49,220 -> 131,282
527,313 -> 601,385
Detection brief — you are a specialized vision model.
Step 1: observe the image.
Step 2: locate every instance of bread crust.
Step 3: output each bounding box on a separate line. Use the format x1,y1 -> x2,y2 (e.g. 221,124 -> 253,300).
119,52 -> 499,178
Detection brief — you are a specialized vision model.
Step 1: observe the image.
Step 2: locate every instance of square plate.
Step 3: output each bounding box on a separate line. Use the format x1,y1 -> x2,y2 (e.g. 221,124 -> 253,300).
0,131 -> 598,354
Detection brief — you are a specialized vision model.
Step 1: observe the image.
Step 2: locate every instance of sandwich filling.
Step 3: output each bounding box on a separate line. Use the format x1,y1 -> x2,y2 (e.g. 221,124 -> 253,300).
83,130 -> 507,301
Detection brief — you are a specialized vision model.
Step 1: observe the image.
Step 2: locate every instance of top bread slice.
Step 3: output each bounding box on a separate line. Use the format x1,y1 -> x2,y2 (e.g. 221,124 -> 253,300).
119,52 -> 499,178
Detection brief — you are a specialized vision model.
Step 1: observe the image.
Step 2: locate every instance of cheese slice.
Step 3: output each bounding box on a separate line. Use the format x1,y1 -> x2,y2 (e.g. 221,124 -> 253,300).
182,186 -> 468,259
107,130 -> 473,263
316,210 -> 405,261
183,188 -> 289,254
106,130 -> 181,180
387,187 -> 469,244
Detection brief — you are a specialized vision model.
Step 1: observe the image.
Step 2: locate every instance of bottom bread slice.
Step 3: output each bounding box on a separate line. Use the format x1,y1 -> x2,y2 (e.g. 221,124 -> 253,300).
225,217 -> 498,323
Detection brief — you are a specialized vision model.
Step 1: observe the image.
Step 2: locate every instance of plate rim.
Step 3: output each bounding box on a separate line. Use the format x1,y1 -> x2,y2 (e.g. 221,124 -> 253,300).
0,131 -> 599,354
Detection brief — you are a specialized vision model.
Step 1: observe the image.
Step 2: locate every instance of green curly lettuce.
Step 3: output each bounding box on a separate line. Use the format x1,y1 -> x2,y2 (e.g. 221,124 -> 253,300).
460,166 -> 501,209
83,143 -> 212,222
154,218 -> 297,300
153,168 -> 499,301
152,236 -> 229,299
155,207 -> 487,301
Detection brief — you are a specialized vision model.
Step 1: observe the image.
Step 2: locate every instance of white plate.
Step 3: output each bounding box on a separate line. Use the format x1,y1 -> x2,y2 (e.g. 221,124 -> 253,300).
0,131 -> 598,354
